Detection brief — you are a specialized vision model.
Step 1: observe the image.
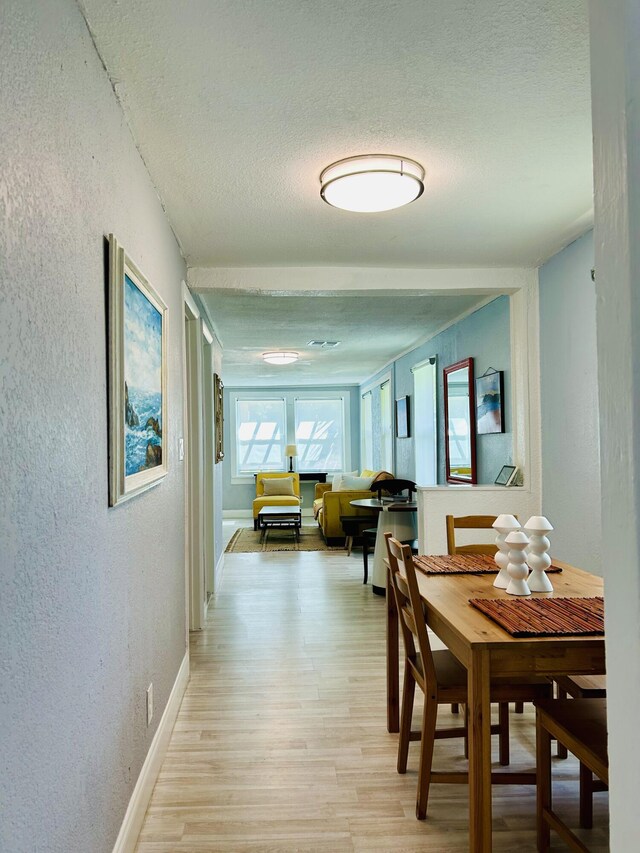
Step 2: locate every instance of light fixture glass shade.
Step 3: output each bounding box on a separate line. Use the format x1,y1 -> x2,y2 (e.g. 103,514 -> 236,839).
262,351 -> 299,365
320,154 -> 425,213
285,444 -> 298,457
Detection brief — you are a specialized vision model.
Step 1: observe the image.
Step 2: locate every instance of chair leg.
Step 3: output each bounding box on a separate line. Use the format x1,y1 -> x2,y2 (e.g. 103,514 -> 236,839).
536,714 -> 552,853
254,518 -> 258,531
498,702 -> 510,766
362,542 -> 369,585
514,701 -> 524,714
451,703 -> 460,714
416,693 -> 439,820
579,762 -> 594,829
397,664 -> 415,774
556,686 -> 568,759
345,535 -> 352,556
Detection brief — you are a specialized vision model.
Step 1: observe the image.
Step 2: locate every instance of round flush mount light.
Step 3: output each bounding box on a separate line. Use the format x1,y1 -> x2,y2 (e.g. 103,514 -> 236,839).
320,154 -> 425,213
262,351 -> 299,365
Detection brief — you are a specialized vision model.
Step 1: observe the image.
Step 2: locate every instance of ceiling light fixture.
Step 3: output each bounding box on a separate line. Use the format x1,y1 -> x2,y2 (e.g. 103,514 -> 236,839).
320,154 -> 425,213
262,351 -> 299,365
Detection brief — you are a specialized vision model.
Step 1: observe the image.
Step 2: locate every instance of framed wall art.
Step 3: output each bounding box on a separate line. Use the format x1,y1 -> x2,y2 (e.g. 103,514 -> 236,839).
476,368 -> 505,434
395,395 -> 410,438
108,234 -> 168,506
214,372 -> 224,463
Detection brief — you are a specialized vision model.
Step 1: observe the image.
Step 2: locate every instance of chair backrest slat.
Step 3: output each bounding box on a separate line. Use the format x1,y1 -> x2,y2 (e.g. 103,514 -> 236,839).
385,533 -> 436,686
446,514 -> 500,556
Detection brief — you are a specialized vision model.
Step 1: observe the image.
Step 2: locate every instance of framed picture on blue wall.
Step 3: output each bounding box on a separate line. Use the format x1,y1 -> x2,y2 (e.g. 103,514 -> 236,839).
395,396 -> 410,438
108,234 -> 168,505
476,369 -> 504,434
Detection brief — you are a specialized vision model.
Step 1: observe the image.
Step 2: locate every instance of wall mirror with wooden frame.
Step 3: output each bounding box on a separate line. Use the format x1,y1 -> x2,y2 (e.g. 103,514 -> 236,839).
443,357 -> 477,484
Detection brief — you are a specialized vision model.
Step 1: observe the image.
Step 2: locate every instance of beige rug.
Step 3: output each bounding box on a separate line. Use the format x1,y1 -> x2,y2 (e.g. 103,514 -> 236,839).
225,525 -> 337,553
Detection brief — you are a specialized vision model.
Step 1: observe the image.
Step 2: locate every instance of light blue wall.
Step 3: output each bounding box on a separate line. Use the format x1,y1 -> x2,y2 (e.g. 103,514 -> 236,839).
222,384 -> 361,511
360,296 -> 512,485
539,231 -> 601,574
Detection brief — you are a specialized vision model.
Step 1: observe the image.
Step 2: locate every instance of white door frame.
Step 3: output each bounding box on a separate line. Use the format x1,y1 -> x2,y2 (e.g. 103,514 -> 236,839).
182,284 -> 206,631
201,324 -> 215,597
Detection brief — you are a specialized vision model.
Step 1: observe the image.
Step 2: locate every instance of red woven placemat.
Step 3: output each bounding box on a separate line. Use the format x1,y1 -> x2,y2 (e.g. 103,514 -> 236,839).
414,554 -> 562,575
469,596 -> 604,637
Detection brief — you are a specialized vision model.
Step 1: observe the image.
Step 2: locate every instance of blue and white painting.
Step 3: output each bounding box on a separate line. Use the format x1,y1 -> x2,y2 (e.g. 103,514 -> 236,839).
124,274 -> 163,475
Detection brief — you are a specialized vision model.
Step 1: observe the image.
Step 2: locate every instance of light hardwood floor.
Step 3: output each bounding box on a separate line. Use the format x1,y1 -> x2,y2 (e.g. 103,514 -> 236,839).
135,527 -> 609,852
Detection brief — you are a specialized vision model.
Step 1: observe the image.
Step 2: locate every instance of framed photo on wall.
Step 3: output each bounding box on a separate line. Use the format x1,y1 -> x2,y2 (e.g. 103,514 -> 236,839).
108,234 -> 168,506
214,372 -> 224,462
395,395 -> 410,438
476,369 -> 505,434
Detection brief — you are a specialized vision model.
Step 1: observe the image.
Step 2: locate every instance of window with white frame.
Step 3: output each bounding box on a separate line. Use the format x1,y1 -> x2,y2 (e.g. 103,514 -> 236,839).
294,398 -> 345,472
380,380 -> 393,471
232,391 -> 350,478
361,391 -> 373,470
235,398 -> 286,473
413,358 -> 437,485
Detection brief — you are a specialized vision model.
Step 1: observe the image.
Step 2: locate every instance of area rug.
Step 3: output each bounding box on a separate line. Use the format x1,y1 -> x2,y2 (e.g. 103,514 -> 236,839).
225,525 -> 338,553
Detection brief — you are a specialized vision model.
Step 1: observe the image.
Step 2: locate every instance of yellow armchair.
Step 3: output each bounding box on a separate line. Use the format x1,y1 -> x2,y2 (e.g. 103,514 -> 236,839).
313,470 -> 393,542
252,472 -> 301,530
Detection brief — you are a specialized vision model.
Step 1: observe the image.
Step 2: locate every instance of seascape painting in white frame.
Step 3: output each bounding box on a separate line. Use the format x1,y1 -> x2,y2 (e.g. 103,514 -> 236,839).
108,234 -> 168,506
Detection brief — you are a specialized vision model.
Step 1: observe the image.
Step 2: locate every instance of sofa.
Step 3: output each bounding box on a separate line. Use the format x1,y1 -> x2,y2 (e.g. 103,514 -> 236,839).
253,472 -> 302,530
313,469 -> 394,543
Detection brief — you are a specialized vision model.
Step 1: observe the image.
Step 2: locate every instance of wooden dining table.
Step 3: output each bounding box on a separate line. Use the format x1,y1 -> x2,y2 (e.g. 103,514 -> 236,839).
385,556 -> 605,852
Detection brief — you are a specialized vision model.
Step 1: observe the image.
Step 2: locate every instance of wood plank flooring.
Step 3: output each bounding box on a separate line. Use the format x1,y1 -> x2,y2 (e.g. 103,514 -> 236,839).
135,532 -> 609,852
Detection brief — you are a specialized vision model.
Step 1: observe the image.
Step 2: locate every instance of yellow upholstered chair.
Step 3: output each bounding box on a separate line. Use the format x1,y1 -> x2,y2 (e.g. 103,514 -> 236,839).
252,472 -> 301,530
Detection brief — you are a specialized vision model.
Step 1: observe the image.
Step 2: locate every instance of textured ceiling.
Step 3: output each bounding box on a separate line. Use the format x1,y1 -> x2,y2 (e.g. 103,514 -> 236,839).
197,289 -> 488,385
81,0 -> 593,268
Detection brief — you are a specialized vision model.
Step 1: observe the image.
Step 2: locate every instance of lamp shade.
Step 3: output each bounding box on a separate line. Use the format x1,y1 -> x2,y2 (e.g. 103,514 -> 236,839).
320,154 -> 425,213
285,445 -> 298,457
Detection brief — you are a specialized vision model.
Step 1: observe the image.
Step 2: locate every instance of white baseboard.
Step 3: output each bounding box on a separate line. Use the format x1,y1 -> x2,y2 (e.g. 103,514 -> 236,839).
214,550 -> 225,593
112,652 -> 190,853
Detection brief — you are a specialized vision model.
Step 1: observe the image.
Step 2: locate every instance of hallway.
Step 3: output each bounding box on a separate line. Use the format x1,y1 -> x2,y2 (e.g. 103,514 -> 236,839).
135,537 -> 608,852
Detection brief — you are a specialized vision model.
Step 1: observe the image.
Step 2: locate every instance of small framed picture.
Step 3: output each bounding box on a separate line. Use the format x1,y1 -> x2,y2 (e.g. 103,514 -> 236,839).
476,369 -> 505,434
495,465 -> 517,486
395,396 -> 410,438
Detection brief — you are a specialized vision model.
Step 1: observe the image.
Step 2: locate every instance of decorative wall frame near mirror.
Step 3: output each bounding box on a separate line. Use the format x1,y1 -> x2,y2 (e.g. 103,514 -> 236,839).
214,373 -> 224,463
108,234 -> 168,506
443,357 -> 477,484
476,368 -> 505,434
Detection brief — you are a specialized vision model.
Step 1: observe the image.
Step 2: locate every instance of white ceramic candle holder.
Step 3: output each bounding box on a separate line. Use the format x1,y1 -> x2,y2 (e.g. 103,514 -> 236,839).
505,530 -> 531,596
525,516 -> 554,592
492,514 -> 521,589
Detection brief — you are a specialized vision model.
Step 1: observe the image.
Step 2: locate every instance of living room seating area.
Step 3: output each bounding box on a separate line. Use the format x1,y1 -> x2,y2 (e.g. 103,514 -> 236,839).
313,469 -> 394,543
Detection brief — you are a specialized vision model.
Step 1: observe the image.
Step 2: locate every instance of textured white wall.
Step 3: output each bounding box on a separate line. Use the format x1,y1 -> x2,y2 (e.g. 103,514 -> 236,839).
539,231 -> 601,574
590,1 -> 640,846
0,2 -> 187,851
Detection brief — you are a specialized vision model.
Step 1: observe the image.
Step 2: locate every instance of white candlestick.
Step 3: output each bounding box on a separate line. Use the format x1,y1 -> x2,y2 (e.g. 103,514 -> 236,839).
525,516 -> 554,592
492,514 -> 520,589
505,530 -> 531,596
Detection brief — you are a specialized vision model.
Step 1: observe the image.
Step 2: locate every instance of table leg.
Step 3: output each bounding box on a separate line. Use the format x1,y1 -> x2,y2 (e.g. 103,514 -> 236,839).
386,563 -> 400,733
468,648 -> 492,852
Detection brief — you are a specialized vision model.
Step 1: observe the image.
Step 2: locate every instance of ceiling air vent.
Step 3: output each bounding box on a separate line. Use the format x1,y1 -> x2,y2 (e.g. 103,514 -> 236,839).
307,340 -> 341,348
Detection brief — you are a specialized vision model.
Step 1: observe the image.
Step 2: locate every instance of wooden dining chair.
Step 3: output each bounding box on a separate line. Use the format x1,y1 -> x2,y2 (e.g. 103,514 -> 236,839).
536,698 -> 608,851
385,534 -> 552,820
553,674 -> 607,828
